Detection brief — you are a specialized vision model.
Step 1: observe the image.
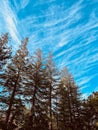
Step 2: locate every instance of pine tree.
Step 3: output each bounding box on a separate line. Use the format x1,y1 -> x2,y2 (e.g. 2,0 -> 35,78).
0,38 -> 29,128
81,92 -> 98,130
24,49 -> 49,130
45,53 -> 59,130
0,33 -> 11,112
56,68 -> 81,130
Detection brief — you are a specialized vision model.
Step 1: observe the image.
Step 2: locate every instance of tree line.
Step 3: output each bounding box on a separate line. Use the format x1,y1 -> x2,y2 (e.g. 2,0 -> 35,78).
0,33 -> 98,130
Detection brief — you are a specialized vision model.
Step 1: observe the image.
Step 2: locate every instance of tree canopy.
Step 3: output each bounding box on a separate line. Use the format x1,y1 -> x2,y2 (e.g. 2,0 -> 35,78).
0,33 -> 98,130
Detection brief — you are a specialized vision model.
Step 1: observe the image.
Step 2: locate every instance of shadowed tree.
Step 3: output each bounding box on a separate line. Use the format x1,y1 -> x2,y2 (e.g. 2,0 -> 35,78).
23,49 -> 49,130
81,92 -> 98,130
45,53 -> 59,130
0,38 -> 29,128
56,68 -> 81,130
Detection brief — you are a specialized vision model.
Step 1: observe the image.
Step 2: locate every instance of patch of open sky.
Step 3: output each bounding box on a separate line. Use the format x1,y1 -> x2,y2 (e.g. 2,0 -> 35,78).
81,75 -> 98,93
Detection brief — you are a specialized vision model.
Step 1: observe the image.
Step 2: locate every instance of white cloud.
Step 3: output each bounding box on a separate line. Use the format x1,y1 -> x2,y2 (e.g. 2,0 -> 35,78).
20,0 -> 30,9
0,0 -> 21,49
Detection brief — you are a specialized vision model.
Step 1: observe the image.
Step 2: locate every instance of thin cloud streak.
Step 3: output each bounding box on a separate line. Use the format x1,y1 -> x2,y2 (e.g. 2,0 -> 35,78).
0,0 -> 20,49
0,0 -> 98,96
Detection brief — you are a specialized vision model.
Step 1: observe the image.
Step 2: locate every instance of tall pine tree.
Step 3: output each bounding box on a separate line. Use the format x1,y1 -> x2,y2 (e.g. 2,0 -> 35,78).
0,38 -> 29,128
56,68 -> 81,130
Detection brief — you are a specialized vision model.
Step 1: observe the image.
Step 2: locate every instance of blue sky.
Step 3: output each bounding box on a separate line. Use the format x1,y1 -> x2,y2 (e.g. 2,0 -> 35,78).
0,0 -> 98,98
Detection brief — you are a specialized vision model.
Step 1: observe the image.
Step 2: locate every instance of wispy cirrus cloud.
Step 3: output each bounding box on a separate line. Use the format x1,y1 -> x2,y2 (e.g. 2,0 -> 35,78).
19,1 -> 98,95
0,0 -> 21,49
13,0 -> 30,11
0,0 -> 98,96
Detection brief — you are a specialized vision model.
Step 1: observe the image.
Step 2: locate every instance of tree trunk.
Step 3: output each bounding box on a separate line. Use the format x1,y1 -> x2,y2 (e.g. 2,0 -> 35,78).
30,86 -> 37,129
5,72 -> 19,126
49,84 -> 52,130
